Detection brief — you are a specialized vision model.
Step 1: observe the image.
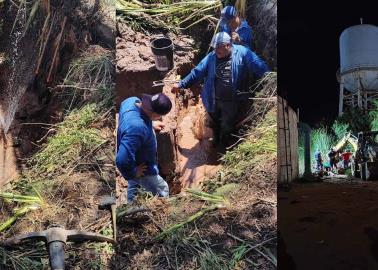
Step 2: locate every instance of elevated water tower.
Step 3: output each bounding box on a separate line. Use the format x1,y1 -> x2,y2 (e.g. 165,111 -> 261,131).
338,23 -> 378,115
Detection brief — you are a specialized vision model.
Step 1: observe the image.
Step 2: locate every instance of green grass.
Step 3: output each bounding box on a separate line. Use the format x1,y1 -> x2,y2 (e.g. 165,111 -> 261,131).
221,108 -> 277,177
229,244 -> 248,269
198,247 -> 228,270
370,100 -> 378,131
30,104 -> 105,176
62,49 -> 115,110
332,120 -> 349,141
310,127 -> 335,171
0,246 -> 46,270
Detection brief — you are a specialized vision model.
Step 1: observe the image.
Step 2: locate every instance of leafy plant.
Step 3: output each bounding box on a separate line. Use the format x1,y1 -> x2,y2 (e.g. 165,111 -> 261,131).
332,120 -> 349,141
310,127 -> 335,170
339,107 -> 371,133
369,99 -> 378,131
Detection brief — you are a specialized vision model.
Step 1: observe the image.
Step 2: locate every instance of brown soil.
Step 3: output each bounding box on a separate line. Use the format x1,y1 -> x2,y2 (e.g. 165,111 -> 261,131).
116,23 -> 220,198
176,101 -> 220,187
0,135 -> 19,187
279,180 -> 378,270
0,0 -> 115,189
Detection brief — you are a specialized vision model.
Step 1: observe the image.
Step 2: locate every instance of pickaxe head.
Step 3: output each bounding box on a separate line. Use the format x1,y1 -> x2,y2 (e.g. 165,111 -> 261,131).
98,195 -> 116,209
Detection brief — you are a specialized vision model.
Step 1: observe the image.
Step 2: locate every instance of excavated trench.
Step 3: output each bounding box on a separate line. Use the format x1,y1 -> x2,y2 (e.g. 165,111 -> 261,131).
0,0 -> 116,188
116,24 -> 221,199
0,8 -> 117,267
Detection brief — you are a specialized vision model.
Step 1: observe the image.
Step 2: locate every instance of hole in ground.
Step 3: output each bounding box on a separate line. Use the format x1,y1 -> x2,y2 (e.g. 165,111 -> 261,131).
116,64 -> 222,196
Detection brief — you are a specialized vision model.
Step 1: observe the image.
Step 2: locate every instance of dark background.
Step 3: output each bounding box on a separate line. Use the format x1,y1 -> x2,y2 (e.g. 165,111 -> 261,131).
278,1 -> 378,126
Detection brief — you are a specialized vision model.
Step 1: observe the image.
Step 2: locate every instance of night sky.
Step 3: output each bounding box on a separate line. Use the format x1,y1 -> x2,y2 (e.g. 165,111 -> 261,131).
278,1 -> 378,126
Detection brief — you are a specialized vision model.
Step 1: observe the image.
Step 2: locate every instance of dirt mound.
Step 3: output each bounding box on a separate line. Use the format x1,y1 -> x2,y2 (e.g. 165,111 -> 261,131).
116,22 -> 195,104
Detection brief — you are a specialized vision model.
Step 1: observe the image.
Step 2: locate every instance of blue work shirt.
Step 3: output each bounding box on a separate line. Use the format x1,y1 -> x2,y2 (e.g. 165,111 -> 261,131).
314,151 -> 322,161
116,97 -> 158,180
178,44 -> 269,113
221,19 -> 253,49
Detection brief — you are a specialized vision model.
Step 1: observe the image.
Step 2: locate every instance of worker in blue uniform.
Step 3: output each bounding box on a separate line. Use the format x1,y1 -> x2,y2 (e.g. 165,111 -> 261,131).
314,149 -> 323,171
220,6 -> 253,49
172,32 -> 269,147
116,93 -> 172,202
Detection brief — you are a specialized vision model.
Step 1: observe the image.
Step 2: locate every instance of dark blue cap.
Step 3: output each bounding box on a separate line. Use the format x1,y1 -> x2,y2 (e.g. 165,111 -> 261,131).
221,6 -> 237,22
142,93 -> 172,115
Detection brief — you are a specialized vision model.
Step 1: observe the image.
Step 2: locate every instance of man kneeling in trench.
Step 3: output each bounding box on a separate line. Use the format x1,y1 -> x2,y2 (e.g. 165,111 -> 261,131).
116,93 -> 172,202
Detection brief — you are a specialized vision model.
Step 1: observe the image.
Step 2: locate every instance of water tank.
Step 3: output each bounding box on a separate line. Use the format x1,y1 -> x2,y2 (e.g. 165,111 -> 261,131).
340,24 -> 378,92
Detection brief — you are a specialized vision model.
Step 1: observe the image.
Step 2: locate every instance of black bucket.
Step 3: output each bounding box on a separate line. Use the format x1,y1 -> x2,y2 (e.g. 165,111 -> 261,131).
151,37 -> 174,72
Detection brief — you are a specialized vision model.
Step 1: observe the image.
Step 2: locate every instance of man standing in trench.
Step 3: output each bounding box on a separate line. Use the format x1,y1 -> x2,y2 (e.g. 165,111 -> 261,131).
172,32 -> 269,147
116,93 -> 172,202
220,6 -> 253,49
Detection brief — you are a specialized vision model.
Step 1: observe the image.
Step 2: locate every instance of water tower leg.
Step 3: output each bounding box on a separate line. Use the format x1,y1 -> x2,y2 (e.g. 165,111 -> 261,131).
364,92 -> 368,110
339,82 -> 344,116
358,87 -> 362,109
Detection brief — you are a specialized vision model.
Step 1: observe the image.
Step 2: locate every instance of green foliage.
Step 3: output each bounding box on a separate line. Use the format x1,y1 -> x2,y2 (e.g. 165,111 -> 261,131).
332,120 -> 349,141
310,127 -> 335,170
345,168 -> 352,177
338,107 -> 371,133
164,233 -> 229,270
229,244 -> 248,269
30,104 -> 105,175
0,246 -> 45,270
369,100 -> 378,131
63,48 -> 115,110
221,109 -> 277,176
198,248 -> 228,270
298,131 -> 305,175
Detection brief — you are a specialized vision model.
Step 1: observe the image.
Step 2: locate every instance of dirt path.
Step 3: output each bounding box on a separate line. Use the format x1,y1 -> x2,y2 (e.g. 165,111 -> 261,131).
279,180 -> 378,270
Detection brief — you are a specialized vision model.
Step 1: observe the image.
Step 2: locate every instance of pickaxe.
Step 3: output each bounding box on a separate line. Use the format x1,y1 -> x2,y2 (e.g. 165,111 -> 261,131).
2,225 -> 115,270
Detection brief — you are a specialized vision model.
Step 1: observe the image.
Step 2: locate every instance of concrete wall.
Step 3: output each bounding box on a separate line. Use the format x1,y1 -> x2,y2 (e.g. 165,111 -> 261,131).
278,96 -> 299,186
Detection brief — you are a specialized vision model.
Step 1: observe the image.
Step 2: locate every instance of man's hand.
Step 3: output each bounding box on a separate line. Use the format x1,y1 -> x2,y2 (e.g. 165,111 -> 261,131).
171,84 -> 181,94
231,32 -> 241,43
136,164 -> 147,178
153,120 -> 165,132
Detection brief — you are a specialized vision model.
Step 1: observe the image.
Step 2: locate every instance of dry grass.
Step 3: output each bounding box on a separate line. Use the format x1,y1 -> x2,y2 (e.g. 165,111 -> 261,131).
116,0 -> 221,31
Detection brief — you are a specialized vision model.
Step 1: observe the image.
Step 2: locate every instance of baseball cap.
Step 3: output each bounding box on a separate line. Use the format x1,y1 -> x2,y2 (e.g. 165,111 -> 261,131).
142,93 -> 172,115
220,6 -> 237,24
210,32 -> 231,48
